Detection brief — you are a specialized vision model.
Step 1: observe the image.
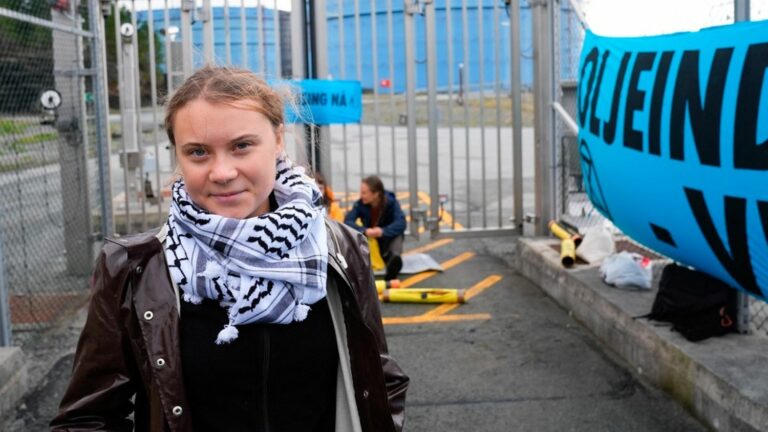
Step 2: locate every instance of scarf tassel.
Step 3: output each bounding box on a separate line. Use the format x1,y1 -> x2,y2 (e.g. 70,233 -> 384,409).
293,303 -> 311,322
215,324 -> 239,345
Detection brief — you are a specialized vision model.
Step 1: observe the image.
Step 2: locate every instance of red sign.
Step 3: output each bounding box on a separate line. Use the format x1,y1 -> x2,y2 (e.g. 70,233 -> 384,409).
380,79 -> 391,88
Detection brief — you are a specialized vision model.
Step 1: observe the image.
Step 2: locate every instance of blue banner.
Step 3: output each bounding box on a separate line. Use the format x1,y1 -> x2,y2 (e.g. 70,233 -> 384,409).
577,20 -> 768,299
286,79 -> 362,125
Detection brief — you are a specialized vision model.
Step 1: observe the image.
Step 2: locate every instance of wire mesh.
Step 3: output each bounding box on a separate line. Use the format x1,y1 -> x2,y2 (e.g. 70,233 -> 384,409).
0,0 -> 105,342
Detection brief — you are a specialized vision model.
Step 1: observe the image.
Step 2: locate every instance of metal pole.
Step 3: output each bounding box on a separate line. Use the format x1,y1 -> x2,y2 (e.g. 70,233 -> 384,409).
510,0 -> 524,233
445,0 -> 456,230
180,0 -> 194,77
337,0 -> 350,200
224,0 -> 232,64
0,226 -> 10,346
531,0 -> 554,235
89,0 -> 113,239
131,0 -> 147,232
203,0 -> 214,63
148,0 -> 163,219
404,1 -> 419,239
258,0 -> 265,73
386,0 -> 397,193
312,0 -> 331,177
241,0 -> 247,68
461,0 -> 471,229
493,0 -> 502,228
370,0 -> 381,175
425,0 -> 439,236
734,0 -> 751,334
290,0 -> 306,80
274,0 -> 282,77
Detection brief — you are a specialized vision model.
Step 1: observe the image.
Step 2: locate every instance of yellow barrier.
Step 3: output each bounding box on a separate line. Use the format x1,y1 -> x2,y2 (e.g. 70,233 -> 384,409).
381,288 -> 466,304
548,220 -> 582,247
375,279 -> 401,294
560,238 -> 576,267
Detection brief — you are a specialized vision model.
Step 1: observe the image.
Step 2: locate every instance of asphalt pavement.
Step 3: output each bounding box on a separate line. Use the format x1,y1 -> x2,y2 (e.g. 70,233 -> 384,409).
2,235 -> 707,432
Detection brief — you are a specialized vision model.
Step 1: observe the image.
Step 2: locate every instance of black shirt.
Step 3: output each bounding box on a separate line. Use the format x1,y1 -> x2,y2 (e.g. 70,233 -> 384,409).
179,297 -> 338,432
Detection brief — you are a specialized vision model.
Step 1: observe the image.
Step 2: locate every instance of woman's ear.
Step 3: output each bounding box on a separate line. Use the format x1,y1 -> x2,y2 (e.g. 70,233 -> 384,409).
275,124 -> 285,156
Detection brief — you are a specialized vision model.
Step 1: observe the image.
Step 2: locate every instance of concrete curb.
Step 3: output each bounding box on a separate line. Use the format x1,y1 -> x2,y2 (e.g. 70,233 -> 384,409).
0,347 -> 27,421
515,237 -> 768,432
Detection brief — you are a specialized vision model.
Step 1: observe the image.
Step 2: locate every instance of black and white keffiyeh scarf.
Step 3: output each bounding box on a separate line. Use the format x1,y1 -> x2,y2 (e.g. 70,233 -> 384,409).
164,158 -> 328,344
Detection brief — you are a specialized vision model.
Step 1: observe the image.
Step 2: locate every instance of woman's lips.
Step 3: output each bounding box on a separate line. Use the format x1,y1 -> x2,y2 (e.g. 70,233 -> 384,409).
210,190 -> 243,204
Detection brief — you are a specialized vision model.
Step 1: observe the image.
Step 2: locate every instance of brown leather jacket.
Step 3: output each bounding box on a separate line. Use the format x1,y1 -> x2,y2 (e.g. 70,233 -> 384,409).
51,220 -> 408,431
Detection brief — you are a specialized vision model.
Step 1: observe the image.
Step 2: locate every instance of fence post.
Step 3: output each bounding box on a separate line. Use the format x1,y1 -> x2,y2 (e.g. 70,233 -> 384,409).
530,0 -> 555,235
89,0 -> 113,240
309,0 -> 331,177
424,0 -> 439,237
403,1 -> 420,240
734,0 -> 751,334
52,6 -> 93,275
0,227 -> 11,347
509,0 -> 524,234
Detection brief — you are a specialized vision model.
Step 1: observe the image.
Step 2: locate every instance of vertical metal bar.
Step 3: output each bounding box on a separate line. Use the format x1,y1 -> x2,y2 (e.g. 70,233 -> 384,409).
224,0 -> 232,64
148,0 -> 162,219
241,0 -> 247,68
115,2 -> 130,231
203,0 -> 214,62
510,0 -> 523,234
89,0 -> 113,238
734,0 -> 751,334
258,0 -> 265,73
354,0 -> 364,177
461,0 -> 470,229
446,0 -> 455,230
274,0 -> 282,77
425,0 -> 439,237
477,0 -> 487,228
0,226 -> 10,346
180,0 -> 194,77
131,0 -> 147,231
338,0 -> 350,203
290,0 -> 305,80
386,0 -> 397,193
735,0 -> 751,21
369,0 -> 381,175
404,3 -> 419,239
549,0 -> 559,226
493,0 -> 502,227
531,0 -> 554,235
313,0 -> 331,177
164,0 -> 173,93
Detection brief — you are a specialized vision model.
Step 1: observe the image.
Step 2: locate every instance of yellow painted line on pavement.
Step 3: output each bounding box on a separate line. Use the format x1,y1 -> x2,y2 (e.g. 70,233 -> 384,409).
383,313 -> 491,325
403,238 -> 454,256
421,275 -> 503,317
399,251 -> 475,288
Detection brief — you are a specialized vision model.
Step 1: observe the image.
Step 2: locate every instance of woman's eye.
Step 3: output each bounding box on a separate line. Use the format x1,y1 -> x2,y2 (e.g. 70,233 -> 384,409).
188,147 -> 207,158
234,142 -> 252,151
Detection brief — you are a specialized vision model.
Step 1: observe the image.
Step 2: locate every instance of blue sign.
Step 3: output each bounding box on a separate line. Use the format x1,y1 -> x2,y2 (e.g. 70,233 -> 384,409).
286,79 -> 362,125
577,20 -> 768,299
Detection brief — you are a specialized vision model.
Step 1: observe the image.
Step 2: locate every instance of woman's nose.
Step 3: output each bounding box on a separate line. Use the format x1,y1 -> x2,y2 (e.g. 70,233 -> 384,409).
209,157 -> 238,184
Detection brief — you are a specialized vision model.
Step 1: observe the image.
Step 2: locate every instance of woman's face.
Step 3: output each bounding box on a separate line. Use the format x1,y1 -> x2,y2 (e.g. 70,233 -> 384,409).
173,99 -> 284,219
360,182 -> 378,205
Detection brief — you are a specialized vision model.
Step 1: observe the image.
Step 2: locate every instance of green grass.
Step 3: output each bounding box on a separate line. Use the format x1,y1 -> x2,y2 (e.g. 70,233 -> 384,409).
15,132 -> 58,145
0,119 -> 30,135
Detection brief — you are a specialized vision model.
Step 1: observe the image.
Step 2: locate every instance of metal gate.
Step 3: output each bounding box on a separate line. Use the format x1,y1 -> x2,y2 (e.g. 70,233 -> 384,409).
311,0 -> 535,239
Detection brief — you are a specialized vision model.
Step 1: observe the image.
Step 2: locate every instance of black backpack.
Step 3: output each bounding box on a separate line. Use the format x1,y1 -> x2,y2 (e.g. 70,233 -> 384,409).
644,263 -> 738,342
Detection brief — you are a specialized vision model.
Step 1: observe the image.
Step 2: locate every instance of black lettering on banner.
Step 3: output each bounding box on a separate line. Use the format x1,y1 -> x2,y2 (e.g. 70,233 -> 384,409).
331,93 -> 347,106
670,48 -> 734,167
734,42 -> 768,170
684,187 -> 761,296
590,50 -> 611,137
578,47 -> 600,128
624,51 -> 657,151
649,51 -> 674,156
603,52 -> 632,145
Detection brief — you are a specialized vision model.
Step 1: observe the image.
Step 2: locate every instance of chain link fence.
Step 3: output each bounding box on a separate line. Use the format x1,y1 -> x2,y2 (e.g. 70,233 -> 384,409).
0,0 -> 106,344
553,0 -> 768,338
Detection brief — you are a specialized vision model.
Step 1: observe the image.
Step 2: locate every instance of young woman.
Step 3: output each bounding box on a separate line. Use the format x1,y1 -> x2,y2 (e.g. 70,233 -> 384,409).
343,176 -> 406,281
51,66 -> 408,432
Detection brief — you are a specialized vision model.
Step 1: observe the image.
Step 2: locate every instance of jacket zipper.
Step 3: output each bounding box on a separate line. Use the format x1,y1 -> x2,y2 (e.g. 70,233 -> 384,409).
262,328 -> 270,432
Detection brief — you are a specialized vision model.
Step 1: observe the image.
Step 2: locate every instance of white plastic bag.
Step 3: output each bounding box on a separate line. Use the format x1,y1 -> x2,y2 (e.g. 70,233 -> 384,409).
599,252 -> 652,290
576,226 -> 615,264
